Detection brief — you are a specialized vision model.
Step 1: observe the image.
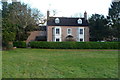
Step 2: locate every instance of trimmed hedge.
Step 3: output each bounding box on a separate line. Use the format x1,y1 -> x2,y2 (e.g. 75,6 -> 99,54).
29,41 -> 119,49
13,41 -> 26,48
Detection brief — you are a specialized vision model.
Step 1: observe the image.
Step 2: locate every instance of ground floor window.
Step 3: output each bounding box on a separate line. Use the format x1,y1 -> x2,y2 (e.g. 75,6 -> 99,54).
80,38 -> 83,41
56,38 -> 60,42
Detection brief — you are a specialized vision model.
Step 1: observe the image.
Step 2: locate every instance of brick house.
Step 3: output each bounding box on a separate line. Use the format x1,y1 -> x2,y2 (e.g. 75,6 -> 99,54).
47,11 -> 89,42
27,11 -> 89,42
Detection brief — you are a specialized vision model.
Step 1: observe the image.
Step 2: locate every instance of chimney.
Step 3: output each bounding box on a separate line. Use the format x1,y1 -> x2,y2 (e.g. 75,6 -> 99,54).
84,11 -> 87,20
47,10 -> 50,20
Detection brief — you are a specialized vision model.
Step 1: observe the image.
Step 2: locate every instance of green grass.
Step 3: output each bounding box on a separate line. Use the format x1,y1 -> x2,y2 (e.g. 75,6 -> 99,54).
0,50 -> 2,79
2,48 -> 118,78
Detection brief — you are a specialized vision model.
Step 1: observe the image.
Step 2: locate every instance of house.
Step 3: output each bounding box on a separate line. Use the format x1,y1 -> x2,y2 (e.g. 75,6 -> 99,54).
26,11 -> 89,42
47,11 -> 89,42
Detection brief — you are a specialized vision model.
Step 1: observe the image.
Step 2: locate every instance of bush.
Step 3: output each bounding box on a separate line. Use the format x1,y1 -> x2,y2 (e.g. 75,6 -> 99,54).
13,41 -> 26,48
2,42 -> 13,50
29,41 -> 119,49
2,31 -> 16,50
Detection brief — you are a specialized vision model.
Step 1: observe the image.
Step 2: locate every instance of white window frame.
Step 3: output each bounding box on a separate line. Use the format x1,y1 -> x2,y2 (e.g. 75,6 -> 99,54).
53,27 -> 62,42
55,38 -> 60,42
56,28 -> 60,34
80,29 -> 83,34
78,19 -> 82,24
54,27 -> 61,35
67,28 -> 72,35
80,38 -> 83,42
77,27 -> 85,42
55,18 -> 60,24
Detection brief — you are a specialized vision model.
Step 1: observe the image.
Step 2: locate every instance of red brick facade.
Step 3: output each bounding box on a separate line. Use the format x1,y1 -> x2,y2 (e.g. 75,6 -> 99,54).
26,31 -> 46,43
47,26 -> 89,42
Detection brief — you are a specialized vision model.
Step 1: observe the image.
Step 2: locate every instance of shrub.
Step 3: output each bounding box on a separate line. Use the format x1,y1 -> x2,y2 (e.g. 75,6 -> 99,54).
13,41 -> 26,48
2,42 -> 13,50
2,31 -> 16,50
29,41 -> 119,49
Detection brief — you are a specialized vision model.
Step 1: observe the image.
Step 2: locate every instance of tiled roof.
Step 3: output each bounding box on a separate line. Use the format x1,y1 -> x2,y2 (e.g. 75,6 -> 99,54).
47,17 -> 89,26
34,26 -> 47,31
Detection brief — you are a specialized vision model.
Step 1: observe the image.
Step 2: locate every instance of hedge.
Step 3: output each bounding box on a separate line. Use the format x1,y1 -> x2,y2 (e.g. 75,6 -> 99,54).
29,41 -> 119,49
13,41 -> 26,48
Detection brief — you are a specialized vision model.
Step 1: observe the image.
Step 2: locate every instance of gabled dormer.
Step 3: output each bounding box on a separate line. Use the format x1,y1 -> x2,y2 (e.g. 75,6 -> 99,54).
55,18 -> 60,24
77,18 -> 82,24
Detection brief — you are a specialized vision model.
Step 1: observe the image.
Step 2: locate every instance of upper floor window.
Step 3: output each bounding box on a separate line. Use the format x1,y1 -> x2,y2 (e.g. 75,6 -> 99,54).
78,19 -> 82,24
56,28 -> 60,34
55,18 -> 60,24
80,29 -> 83,34
67,28 -> 72,35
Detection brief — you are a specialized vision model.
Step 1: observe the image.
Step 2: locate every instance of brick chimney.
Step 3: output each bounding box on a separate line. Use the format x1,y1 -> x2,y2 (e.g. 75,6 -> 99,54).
84,11 -> 87,20
47,10 -> 50,20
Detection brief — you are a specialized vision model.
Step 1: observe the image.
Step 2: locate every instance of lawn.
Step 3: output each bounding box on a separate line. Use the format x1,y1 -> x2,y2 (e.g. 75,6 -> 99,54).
0,50 -> 2,79
2,48 -> 118,78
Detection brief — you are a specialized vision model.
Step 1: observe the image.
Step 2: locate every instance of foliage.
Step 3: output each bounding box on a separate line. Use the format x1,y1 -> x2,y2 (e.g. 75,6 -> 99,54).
2,2 -> 16,50
2,31 -> 15,50
2,1 -> 42,49
89,14 -> 109,41
2,3 -> 15,39
2,30 -> 16,43
7,2 -> 43,41
2,1 -> 43,41
108,1 -> 120,40
2,49 -> 118,78
29,41 -> 119,49
2,42 -> 13,50
13,41 -> 26,48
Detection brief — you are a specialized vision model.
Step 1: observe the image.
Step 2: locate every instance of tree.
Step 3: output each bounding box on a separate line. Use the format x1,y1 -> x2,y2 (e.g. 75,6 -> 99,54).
8,2 -> 43,41
2,1 -> 43,49
2,2 -> 16,49
108,1 -> 120,41
89,14 -> 109,41
2,1 -> 43,41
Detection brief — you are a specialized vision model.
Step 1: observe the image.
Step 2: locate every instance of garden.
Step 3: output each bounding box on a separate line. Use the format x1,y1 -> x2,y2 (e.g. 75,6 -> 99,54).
2,48 -> 118,78
1,1 -> 119,78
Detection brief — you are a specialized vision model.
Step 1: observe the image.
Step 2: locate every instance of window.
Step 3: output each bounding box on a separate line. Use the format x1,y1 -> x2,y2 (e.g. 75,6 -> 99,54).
80,38 -> 83,41
55,18 -> 60,23
56,28 -> 60,34
56,38 -> 60,42
67,28 -> 72,35
80,29 -> 83,34
77,19 -> 82,24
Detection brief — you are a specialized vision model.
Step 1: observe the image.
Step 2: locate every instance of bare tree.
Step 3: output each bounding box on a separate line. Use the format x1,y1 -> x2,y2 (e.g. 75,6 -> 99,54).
7,2 -> 43,40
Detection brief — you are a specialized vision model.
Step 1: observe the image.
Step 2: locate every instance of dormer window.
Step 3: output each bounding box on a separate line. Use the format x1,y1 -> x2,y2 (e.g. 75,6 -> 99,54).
77,19 -> 82,24
55,18 -> 60,24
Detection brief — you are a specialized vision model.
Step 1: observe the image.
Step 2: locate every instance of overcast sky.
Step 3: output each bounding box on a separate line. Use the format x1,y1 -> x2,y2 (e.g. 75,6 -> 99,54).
1,0 -> 113,17
20,0 -> 112,17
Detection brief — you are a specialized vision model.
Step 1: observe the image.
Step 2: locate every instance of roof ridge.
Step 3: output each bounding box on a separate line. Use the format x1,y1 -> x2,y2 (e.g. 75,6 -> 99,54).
49,17 -> 84,19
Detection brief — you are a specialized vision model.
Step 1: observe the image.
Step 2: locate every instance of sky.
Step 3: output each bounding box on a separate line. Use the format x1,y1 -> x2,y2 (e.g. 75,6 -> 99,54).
1,0 -> 113,18
20,0 -> 112,17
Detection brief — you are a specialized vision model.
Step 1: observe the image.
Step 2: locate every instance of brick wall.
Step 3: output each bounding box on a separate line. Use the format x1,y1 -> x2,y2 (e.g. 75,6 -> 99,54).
26,31 -> 46,43
84,27 -> 89,41
47,26 -> 89,42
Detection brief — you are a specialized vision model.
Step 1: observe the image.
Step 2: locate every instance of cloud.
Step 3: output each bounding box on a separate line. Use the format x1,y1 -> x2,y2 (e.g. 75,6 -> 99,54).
112,0 -> 120,2
19,0 -> 112,17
